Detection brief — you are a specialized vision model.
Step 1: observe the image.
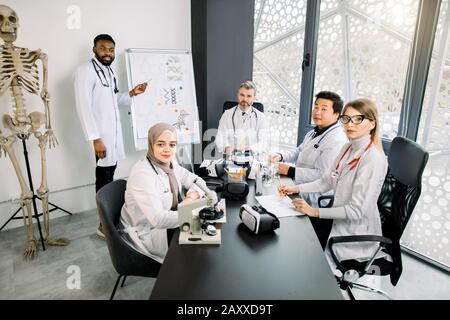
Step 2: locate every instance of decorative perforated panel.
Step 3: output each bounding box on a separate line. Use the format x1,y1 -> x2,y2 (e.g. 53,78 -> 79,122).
314,13 -> 346,108
253,60 -> 299,148
313,0 -> 419,139
347,0 -> 418,37
255,31 -> 304,96
347,14 -> 414,140
254,0 -> 307,46
405,0 -> 450,267
401,156 -> 450,266
253,0 -> 307,148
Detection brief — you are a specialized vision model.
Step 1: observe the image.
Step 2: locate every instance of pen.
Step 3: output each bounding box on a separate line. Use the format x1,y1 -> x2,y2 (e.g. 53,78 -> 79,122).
277,177 -> 286,199
238,168 -> 247,177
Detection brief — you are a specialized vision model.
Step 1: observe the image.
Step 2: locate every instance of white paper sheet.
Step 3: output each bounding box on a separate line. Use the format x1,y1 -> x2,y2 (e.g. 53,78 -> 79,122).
255,194 -> 305,218
200,159 -> 212,168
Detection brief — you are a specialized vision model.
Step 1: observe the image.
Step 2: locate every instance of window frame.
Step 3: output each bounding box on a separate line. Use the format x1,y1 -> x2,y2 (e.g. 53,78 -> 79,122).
298,0 -> 441,155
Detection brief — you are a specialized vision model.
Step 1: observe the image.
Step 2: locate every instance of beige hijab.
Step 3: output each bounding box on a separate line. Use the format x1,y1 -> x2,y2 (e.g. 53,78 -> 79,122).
147,123 -> 179,210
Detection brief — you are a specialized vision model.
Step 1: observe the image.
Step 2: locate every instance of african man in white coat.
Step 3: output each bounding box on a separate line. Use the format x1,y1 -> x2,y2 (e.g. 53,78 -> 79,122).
74,34 -> 148,238
279,99 -> 388,274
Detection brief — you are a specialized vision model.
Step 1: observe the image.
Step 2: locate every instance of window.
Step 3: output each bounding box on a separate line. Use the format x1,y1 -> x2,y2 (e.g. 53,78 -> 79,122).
403,0 -> 450,268
315,0 -> 420,139
253,0 -> 448,270
253,0 -> 308,149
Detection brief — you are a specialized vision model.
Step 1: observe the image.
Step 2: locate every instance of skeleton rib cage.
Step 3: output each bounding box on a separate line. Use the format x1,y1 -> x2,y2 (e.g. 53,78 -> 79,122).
0,47 -> 40,96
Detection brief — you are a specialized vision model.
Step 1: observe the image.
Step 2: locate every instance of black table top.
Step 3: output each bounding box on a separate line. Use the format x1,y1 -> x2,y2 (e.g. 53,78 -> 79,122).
150,180 -> 343,300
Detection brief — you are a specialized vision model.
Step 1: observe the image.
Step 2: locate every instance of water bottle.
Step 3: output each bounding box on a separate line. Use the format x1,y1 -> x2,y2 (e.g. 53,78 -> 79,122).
255,162 -> 263,195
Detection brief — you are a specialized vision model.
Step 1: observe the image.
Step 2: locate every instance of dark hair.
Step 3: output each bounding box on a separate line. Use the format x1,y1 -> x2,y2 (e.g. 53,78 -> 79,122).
93,34 -> 115,46
315,91 -> 343,114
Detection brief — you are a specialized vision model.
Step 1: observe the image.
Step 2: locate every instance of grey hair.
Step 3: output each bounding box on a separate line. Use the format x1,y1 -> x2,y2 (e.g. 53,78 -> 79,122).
239,80 -> 257,94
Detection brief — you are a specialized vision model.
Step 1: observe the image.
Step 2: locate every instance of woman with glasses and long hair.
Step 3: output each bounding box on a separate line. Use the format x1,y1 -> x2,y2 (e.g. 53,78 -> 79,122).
279,98 -> 387,272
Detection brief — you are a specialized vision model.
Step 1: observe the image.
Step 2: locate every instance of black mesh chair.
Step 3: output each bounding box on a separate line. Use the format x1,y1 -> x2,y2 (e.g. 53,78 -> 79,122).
222,101 -> 264,113
318,136 -> 429,299
96,179 -> 161,300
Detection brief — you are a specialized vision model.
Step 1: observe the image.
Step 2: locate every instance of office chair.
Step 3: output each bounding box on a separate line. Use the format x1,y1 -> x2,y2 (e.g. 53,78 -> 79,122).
318,136 -> 429,299
96,179 -> 162,300
223,100 -> 264,113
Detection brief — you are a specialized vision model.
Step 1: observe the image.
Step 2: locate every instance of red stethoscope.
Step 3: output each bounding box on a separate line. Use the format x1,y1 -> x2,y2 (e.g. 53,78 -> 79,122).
335,140 -> 373,172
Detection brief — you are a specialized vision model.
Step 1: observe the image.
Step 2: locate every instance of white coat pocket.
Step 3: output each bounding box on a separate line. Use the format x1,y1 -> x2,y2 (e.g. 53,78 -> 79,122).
161,191 -> 173,209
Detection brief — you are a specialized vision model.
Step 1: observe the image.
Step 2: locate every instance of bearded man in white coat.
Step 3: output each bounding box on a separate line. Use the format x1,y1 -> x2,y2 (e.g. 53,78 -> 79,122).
74,34 -> 148,238
215,81 -> 267,156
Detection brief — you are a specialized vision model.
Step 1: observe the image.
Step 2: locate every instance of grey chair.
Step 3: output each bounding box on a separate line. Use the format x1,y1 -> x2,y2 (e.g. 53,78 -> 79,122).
96,179 -> 161,300
319,136 -> 429,299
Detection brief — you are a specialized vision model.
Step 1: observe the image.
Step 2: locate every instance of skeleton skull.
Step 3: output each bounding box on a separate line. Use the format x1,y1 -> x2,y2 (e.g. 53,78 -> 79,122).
0,5 -> 19,43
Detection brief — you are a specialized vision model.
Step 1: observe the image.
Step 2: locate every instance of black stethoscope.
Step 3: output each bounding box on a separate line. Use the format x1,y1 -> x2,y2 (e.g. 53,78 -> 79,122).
232,105 -> 258,133
146,156 -> 171,193
91,59 -> 119,94
309,122 -> 341,149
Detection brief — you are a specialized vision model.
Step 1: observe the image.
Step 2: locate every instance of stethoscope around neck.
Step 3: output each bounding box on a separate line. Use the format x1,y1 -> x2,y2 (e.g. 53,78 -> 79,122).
146,156 -> 173,194
312,122 -> 341,149
232,105 -> 258,133
91,59 -> 119,94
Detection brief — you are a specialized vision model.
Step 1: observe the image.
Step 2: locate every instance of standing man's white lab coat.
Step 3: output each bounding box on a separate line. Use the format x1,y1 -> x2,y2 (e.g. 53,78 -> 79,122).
299,136 -> 388,271
74,57 -> 131,167
280,122 -> 348,206
215,105 -> 267,154
120,158 -> 203,263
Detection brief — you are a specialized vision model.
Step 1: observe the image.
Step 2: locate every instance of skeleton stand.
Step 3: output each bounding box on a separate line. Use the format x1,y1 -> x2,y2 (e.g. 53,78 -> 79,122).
0,138 -> 72,250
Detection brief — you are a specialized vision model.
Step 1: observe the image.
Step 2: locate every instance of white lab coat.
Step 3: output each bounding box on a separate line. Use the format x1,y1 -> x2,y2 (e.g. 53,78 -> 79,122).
120,158 -> 203,263
281,122 -> 348,206
215,105 -> 267,154
299,136 -> 388,272
73,58 -> 131,167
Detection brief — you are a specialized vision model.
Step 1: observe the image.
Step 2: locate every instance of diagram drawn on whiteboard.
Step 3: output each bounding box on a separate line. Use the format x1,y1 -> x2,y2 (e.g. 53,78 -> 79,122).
125,49 -> 200,150
166,56 -> 184,81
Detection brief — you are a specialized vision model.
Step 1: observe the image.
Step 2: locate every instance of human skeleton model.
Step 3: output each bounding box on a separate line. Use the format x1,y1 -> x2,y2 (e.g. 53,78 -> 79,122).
0,5 -> 69,258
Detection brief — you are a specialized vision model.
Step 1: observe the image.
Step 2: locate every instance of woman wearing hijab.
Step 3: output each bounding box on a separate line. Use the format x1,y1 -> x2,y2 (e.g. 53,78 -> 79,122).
279,99 -> 388,271
119,123 -> 204,263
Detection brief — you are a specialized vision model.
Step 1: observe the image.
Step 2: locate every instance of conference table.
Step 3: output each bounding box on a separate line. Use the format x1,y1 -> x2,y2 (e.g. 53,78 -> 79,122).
150,179 -> 344,300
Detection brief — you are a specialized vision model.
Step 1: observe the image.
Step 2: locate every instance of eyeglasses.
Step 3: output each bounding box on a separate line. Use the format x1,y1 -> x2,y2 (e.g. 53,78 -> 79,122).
339,114 -> 371,125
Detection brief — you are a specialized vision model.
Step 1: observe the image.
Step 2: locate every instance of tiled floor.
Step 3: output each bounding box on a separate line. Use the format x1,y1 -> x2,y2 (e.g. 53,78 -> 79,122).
0,209 -> 448,300
0,209 -> 154,300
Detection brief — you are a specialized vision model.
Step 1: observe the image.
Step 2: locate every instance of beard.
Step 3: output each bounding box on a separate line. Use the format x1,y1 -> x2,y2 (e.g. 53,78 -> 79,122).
95,53 -> 114,66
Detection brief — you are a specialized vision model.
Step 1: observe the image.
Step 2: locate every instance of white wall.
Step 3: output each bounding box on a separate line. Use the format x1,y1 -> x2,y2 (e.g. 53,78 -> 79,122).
0,0 -> 191,230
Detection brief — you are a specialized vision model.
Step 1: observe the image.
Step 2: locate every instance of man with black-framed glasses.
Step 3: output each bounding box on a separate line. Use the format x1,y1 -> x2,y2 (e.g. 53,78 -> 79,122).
73,34 -> 148,238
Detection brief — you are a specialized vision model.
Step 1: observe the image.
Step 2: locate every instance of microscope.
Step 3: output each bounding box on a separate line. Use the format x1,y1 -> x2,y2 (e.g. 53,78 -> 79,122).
178,177 -> 225,244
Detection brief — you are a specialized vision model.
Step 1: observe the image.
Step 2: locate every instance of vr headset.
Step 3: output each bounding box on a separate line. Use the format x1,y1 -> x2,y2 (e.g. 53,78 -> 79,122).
239,204 -> 280,234
222,181 -> 249,201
